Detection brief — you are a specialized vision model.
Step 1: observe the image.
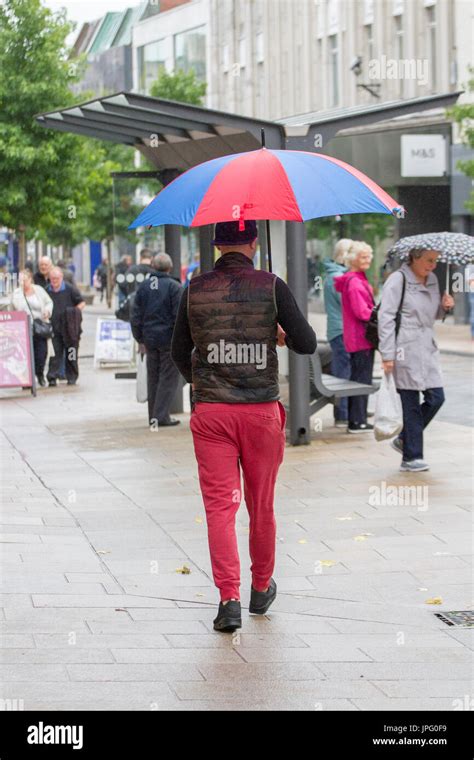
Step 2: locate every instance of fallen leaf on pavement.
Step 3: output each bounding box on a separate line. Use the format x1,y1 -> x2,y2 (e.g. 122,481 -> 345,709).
175,565 -> 191,574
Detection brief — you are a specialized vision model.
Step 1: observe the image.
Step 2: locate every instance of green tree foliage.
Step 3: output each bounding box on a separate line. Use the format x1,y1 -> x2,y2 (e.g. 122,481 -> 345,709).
0,0 -> 150,250
448,68 -> 474,214
0,0 -> 87,237
150,68 -> 207,105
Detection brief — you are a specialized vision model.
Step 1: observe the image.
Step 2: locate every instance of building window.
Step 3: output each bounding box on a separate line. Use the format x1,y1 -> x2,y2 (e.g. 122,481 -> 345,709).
363,0 -> 374,25
256,31 -> 264,63
329,34 -> 339,106
295,43 -> 303,107
221,43 -> 229,73
365,24 -> 374,64
426,5 -> 437,90
239,36 -> 246,69
256,60 -> 265,115
137,40 -> 166,94
174,25 -> 206,81
394,15 -> 404,96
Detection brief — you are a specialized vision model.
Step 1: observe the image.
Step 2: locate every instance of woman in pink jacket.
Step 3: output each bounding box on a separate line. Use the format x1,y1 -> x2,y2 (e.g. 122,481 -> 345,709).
334,241 -> 375,433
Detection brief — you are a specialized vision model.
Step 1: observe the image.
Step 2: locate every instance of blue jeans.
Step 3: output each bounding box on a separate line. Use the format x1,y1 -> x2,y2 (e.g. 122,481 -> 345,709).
329,334 -> 351,421
349,349 -> 374,424
397,388 -> 445,461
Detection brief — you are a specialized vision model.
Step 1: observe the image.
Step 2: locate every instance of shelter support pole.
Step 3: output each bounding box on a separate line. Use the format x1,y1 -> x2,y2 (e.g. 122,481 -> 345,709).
164,225 -> 181,283
286,221 -> 310,446
199,225 -> 214,273
158,170 -> 182,285
164,222 -> 183,414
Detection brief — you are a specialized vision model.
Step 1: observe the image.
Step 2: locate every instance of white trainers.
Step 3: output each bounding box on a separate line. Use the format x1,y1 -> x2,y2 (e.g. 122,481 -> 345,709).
400,459 -> 430,472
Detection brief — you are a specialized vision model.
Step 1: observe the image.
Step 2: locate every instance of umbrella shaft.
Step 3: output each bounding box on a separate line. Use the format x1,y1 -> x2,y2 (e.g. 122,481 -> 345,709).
265,219 -> 273,273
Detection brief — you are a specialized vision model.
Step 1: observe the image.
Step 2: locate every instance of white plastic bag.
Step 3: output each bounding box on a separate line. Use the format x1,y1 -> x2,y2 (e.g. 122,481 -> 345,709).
373,372 -> 403,441
136,352 -> 148,403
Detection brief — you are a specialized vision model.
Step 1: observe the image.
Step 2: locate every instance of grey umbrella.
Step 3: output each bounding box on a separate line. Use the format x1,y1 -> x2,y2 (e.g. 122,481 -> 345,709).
386,231 -> 474,292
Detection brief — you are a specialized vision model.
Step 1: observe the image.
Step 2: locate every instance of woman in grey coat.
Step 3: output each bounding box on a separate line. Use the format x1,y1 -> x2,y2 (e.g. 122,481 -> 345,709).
378,249 -> 454,472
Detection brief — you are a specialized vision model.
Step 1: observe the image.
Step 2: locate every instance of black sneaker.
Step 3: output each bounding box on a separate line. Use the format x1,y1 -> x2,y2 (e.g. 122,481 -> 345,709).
48,379 -> 57,387
158,418 -> 181,427
213,600 -> 242,633
249,578 -> 277,615
347,422 -> 374,434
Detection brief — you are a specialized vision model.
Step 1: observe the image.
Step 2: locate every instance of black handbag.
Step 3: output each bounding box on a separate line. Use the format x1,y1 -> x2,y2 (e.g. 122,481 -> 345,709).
24,291 -> 53,339
365,271 -> 406,350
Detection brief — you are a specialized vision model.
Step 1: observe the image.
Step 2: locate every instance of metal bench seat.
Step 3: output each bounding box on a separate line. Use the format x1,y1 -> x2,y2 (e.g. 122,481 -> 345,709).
309,348 -> 378,415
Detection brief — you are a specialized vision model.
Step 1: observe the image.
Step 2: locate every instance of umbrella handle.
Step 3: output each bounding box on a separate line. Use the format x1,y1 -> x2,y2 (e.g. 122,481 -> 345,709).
446,262 -> 450,294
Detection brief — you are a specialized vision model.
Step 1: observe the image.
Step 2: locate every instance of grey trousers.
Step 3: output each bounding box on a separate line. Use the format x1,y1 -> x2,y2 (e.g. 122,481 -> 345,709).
146,346 -> 180,425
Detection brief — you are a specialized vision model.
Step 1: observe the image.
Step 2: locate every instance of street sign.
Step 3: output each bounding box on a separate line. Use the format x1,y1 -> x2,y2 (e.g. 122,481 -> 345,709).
93,318 -> 134,368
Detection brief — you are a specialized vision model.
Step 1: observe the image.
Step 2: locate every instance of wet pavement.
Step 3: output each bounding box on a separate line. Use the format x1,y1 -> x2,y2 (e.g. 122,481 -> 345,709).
0,304 -> 472,711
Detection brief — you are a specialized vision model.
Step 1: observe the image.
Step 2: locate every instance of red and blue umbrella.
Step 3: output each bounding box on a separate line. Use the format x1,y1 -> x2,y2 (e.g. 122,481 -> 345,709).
130,148 -> 402,229
129,146 -> 403,271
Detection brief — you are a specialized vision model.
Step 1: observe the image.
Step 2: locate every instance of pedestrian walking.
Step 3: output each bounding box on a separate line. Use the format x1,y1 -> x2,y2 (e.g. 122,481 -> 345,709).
95,259 -> 108,303
114,255 -> 132,307
378,249 -> 454,472
334,241 -> 375,433
323,238 -> 353,426
131,253 -> 183,428
46,267 -> 85,386
171,220 -> 316,633
34,256 -> 52,289
56,259 -> 76,286
125,249 -> 154,295
11,268 -> 53,387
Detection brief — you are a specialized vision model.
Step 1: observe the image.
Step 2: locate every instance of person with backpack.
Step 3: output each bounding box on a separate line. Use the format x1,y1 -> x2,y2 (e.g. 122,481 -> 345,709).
334,241 -> 375,433
378,249 -> 454,472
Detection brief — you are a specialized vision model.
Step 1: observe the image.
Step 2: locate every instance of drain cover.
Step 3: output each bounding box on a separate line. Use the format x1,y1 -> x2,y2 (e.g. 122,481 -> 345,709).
435,610 -> 474,627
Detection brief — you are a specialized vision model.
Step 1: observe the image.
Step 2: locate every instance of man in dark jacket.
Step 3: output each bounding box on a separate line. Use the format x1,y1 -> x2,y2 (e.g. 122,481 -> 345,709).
131,253 -> 183,428
125,249 -> 154,295
46,267 -> 85,386
114,254 -> 132,306
171,220 -> 317,633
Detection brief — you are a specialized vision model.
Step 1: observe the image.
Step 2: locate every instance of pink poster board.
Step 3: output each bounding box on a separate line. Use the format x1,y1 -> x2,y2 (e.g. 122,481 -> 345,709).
0,311 -> 34,389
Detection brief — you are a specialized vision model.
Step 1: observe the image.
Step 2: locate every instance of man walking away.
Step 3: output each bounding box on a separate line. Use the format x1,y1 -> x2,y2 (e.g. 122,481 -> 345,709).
126,249 -> 154,295
131,253 -> 183,429
95,259 -> 108,303
115,255 -> 132,307
171,221 -> 317,633
46,267 -> 85,386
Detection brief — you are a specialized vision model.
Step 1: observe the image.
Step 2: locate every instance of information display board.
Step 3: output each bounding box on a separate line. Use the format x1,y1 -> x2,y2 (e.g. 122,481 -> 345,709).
93,318 -> 133,367
0,311 -> 35,393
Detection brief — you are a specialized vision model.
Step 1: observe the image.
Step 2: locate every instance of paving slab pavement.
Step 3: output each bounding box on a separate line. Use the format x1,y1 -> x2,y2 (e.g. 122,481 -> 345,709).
0,305 -> 472,711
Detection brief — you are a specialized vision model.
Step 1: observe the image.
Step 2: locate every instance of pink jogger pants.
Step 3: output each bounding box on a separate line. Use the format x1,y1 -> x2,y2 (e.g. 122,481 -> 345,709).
190,400 -> 286,601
